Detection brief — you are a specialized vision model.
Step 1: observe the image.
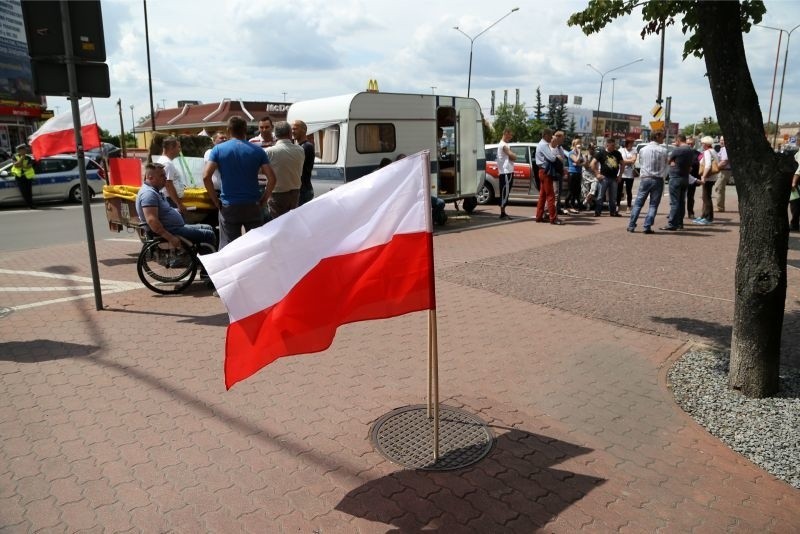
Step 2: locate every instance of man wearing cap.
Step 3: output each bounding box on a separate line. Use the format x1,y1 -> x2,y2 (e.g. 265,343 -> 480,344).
626,130 -> 668,233
11,144 -> 35,209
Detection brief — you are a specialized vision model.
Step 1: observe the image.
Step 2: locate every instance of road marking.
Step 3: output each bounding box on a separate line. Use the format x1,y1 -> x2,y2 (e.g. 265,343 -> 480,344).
0,268 -> 141,311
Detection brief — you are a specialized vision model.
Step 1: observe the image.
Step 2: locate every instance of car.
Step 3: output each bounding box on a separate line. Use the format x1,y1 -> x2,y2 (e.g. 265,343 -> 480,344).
481,142 -> 544,204
0,155 -> 106,206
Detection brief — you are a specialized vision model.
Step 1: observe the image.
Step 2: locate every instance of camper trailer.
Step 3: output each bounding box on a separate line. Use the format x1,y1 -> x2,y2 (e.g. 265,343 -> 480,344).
286,92 -> 485,212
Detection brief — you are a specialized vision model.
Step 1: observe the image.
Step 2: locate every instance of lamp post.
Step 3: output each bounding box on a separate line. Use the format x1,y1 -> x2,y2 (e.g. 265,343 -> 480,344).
758,23 -> 800,147
130,105 -> 135,148
453,7 -> 519,97
587,58 -> 643,139
610,77 -> 616,136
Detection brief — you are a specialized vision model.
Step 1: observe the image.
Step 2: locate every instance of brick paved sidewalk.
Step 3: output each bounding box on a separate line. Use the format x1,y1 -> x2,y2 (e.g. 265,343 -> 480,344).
1,194 -> 798,532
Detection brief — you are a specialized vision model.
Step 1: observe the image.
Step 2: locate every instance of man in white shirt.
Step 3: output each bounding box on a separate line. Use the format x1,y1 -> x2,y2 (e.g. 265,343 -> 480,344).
715,136 -> 730,212
154,136 -> 188,214
496,128 -> 516,220
627,130 -> 668,234
249,116 -> 275,148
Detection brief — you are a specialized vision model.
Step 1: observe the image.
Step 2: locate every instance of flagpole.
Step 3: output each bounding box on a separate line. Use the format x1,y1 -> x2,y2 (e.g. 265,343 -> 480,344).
421,150 -> 440,461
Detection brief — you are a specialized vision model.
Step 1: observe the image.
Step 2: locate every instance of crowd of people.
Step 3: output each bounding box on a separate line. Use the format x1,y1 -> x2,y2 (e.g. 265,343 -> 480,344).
134,115 -> 316,292
508,127 -> 738,233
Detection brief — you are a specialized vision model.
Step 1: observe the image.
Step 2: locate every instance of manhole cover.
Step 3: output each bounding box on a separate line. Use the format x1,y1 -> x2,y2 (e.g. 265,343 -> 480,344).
0,307 -> 12,319
370,404 -> 493,470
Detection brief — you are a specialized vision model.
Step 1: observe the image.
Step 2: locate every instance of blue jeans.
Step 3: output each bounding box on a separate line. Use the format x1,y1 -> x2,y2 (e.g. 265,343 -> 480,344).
667,175 -> 688,228
627,177 -> 664,230
170,223 -> 216,248
595,177 -> 618,215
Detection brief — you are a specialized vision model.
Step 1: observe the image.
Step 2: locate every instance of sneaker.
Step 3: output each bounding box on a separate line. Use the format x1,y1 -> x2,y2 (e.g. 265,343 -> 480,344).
693,218 -> 711,225
659,226 -> 677,231
626,227 -> 635,233
551,220 -> 565,225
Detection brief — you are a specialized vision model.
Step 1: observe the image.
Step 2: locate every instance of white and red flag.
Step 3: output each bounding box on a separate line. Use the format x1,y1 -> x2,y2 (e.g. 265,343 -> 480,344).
29,100 -> 101,160
201,151 -> 435,389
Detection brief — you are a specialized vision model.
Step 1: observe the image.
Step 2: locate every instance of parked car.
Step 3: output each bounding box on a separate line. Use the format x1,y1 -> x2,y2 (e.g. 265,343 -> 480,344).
0,156 -> 106,206
480,142 -> 542,205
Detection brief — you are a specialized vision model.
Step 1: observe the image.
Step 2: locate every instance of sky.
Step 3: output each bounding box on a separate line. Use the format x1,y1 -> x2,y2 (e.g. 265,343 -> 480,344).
44,0 -> 800,137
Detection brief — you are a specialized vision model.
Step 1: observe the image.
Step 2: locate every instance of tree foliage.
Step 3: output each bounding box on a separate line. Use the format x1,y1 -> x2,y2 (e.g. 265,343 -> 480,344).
533,87 -> 545,121
567,0 -> 765,59
493,103 -> 531,143
681,117 -> 722,137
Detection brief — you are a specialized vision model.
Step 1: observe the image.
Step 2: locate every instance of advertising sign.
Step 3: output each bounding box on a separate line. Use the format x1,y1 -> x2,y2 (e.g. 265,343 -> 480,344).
0,0 -> 39,105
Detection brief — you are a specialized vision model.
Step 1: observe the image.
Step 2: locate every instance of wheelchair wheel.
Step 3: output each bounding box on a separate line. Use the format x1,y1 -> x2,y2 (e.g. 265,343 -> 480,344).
137,240 -> 197,294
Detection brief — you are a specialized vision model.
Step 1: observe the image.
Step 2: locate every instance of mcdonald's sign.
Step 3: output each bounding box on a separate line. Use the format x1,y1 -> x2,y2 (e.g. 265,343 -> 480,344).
366,79 -> 379,92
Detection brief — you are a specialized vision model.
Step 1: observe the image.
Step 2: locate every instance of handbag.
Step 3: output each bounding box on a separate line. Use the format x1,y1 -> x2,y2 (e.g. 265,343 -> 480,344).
710,158 -> 720,175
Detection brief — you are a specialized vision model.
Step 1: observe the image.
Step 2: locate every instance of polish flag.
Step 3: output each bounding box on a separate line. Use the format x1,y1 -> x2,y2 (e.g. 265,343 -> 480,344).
201,152 -> 435,389
29,101 -> 101,160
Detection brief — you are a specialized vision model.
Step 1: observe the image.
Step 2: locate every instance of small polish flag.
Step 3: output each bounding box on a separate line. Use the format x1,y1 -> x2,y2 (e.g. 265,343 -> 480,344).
29,101 -> 101,160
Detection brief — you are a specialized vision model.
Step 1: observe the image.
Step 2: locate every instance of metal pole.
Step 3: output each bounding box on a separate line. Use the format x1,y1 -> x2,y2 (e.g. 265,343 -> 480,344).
610,77 -> 616,136
144,0 -> 156,145
772,24 -> 800,148
467,42 -> 474,97
60,0 -> 103,311
766,31 -> 783,136
454,7 -> 519,98
657,22 -> 665,105
130,105 -> 135,148
117,99 -> 127,158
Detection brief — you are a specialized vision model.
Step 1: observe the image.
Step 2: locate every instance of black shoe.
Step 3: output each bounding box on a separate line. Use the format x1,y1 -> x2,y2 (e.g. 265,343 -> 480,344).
594,213 -> 601,217
499,213 -> 510,220
658,226 -> 677,231
551,220 -> 564,225
611,212 -> 622,217
643,228 -> 655,234
626,227 -> 635,233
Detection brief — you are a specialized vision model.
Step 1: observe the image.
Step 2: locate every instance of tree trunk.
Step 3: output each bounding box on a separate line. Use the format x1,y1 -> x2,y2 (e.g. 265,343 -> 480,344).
697,2 -> 794,397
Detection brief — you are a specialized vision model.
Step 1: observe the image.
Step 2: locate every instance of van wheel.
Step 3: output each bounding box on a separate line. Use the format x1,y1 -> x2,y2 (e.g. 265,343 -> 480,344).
462,197 -> 478,213
476,182 -> 495,205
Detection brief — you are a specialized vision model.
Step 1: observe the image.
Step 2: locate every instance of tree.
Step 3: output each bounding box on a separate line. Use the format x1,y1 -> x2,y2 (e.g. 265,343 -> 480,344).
681,117 -> 722,138
533,87 -> 545,121
493,103 -> 531,143
569,0 -> 796,398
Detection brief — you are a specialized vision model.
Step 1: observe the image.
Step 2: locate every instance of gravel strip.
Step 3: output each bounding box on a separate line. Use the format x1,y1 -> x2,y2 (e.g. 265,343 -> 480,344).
669,349 -> 800,488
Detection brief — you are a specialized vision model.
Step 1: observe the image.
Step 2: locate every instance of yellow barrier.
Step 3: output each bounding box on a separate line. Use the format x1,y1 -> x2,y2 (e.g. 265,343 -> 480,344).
102,185 -> 215,210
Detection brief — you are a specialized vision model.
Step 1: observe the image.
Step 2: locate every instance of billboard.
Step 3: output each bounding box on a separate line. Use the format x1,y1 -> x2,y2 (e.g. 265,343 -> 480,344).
549,94 -> 568,106
0,0 -> 40,106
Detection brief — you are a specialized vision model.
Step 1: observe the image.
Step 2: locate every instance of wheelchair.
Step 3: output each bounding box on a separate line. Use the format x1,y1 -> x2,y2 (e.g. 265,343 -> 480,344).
136,230 -> 216,295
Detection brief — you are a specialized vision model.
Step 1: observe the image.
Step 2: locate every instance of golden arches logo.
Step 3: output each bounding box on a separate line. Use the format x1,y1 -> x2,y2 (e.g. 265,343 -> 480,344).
367,79 -> 379,92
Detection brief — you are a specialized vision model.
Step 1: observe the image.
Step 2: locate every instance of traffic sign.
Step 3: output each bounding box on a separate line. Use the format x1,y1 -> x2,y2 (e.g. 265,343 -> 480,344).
650,104 -> 663,119
649,120 -> 664,131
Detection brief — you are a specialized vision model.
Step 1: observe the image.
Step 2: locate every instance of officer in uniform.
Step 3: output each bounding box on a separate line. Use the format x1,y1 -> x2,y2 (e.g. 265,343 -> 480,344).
11,144 -> 35,209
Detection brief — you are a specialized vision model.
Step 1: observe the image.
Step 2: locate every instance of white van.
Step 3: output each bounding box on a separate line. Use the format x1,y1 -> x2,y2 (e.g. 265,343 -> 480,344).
286,91 -> 486,211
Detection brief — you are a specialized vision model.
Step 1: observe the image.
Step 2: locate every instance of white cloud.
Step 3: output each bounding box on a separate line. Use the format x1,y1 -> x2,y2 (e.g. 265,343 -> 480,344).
46,0 -> 799,136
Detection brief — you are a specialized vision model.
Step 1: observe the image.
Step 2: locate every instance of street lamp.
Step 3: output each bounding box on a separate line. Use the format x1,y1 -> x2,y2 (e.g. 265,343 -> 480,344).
587,58 -> 643,138
610,77 -> 616,135
757,23 -> 800,147
453,7 -> 519,97
130,105 -> 135,148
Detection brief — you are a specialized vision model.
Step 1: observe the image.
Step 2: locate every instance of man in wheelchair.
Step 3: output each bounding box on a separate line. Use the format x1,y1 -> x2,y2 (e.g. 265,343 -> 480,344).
136,163 -> 217,250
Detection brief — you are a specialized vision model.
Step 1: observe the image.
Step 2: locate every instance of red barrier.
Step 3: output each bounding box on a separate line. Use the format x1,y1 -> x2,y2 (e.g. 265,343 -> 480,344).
108,158 -> 142,186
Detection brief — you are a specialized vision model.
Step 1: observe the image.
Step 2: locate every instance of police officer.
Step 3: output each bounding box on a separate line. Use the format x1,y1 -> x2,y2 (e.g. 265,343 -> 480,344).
11,144 -> 35,209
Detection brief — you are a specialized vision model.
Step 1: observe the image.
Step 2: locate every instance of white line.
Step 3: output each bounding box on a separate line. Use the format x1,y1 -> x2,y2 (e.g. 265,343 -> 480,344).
8,287 -> 139,311
1,286 -> 100,292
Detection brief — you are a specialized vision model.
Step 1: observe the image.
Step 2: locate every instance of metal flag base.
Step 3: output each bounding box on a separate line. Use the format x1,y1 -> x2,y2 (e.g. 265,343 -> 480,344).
369,405 -> 494,471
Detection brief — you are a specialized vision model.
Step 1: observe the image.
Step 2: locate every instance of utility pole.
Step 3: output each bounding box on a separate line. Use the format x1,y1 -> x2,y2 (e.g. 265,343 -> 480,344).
117,99 -> 127,158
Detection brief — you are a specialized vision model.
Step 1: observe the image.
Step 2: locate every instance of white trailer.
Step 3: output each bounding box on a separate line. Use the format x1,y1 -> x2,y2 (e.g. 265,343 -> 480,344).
286,91 -> 485,212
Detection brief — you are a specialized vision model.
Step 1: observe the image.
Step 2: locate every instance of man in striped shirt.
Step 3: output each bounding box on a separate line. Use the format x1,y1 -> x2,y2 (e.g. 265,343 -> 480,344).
626,130 -> 668,234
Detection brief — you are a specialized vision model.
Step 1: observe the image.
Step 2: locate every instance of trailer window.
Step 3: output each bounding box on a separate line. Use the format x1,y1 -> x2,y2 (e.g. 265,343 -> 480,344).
312,125 -> 340,164
355,123 -> 396,154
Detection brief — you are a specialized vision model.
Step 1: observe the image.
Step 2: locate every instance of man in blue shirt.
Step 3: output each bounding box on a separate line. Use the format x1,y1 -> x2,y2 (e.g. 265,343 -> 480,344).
203,116 -> 277,249
136,163 -> 216,248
